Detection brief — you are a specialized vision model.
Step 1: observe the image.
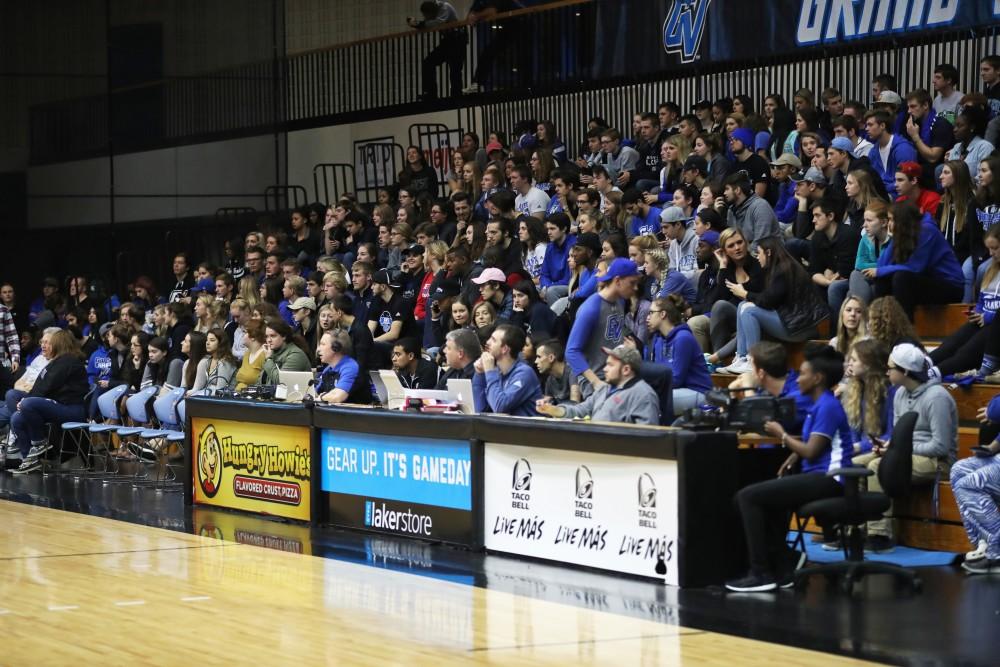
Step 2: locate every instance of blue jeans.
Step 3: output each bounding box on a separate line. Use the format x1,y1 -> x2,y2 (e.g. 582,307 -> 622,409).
0,389 -> 26,431
736,303 -> 793,357
672,388 -> 705,416
827,279 -> 850,316
10,398 -> 85,457
962,257 -> 991,303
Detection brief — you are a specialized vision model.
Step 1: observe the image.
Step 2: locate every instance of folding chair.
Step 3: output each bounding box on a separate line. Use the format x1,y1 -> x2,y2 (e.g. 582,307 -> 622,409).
85,384 -> 134,484
137,388 -> 187,492
114,386 -> 162,488
51,384 -> 129,480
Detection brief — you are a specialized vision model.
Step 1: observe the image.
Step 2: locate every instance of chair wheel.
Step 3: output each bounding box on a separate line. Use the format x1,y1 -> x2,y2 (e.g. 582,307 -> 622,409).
911,577 -> 922,593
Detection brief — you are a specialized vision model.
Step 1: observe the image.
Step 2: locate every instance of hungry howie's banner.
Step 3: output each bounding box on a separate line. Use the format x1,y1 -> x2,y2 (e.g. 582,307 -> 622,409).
192,418 -> 312,522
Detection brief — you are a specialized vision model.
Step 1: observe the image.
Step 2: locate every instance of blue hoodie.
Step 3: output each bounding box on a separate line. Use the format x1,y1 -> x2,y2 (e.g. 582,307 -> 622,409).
774,180 -> 798,225
646,323 -> 712,393
868,134 -> 918,198
540,234 -> 576,288
472,360 -> 543,416
875,215 -> 964,289
988,394 -> 1000,424
86,345 -> 112,387
657,269 -> 697,305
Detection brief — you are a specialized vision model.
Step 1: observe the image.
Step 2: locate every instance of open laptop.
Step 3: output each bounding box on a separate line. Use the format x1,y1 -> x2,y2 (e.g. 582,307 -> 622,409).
277,369 -> 315,402
446,378 -> 476,415
375,370 -> 452,410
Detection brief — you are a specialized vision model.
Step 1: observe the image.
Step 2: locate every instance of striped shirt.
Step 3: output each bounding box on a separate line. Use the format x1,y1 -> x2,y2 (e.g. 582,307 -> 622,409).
0,305 -> 19,366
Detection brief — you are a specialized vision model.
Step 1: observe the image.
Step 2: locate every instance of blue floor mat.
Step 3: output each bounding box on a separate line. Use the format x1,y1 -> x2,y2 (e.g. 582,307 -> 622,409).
787,532 -> 961,568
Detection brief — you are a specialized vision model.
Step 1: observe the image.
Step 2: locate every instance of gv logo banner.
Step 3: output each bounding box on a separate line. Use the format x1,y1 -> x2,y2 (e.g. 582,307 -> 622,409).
663,0 -> 711,63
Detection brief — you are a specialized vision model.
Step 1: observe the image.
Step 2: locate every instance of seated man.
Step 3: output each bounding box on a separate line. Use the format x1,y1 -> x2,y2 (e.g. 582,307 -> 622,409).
392,337 -> 439,390
314,330 -> 371,405
536,345 -> 659,425
534,339 -> 580,404
852,343 -> 957,553
436,328 -> 480,389
472,324 -> 542,416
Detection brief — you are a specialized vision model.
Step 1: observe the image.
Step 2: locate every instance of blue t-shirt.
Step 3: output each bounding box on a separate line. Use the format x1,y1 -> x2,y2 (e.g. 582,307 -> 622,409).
317,356 -> 359,395
800,390 -> 855,477
629,207 -> 662,238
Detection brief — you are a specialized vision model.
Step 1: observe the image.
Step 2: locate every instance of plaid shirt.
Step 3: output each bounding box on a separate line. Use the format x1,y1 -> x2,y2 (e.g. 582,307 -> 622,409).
0,305 -> 19,366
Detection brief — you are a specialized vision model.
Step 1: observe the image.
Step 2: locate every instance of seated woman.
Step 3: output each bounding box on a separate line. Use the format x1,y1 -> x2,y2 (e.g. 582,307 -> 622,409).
188,328 -> 238,396
846,200 -> 891,305
140,336 -> 181,389
937,159 -> 980,302
509,280 -> 557,340
234,320 -> 267,391
929,224 -> 1000,380
688,228 -> 763,368
472,301 -> 497,347
260,318 -> 312,385
179,332 -> 208,393
841,339 -> 894,456
951,394 -> 1000,573
641,248 -> 696,305
867,296 -> 923,351
866,202 -> 964,319
726,345 -> 854,591
121,331 -> 150,393
828,293 -> 867,358
315,330 -> 372,405
721,237 -> 827,375
645,295 -> 713,416
9,329 -> 89,474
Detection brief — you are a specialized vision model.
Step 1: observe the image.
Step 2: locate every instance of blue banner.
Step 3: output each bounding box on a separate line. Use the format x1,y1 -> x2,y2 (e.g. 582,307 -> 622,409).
321,431 -> 472,511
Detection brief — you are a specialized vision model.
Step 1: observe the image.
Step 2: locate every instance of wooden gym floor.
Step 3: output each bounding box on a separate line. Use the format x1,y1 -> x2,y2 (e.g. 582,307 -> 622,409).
0,500 -> 876,666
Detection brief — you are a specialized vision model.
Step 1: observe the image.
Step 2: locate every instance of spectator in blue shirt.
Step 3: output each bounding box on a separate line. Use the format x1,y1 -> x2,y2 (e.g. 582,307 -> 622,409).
539,213 -> 576,306
644,294 -> 712,415
472,324 -> 542,416
726,345 -> 855,592
622,189 -> 662,239
864,110 -> 918,199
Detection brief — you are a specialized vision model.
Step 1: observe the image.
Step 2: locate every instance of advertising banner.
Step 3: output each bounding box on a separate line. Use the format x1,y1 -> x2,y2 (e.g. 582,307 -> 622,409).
484,443 -> 679,585
191,418 -> 312,522
321,430 -> 475,545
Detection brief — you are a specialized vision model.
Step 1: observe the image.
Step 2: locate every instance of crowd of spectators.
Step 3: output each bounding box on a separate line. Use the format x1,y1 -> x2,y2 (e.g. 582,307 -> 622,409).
2,54 -> 1000,584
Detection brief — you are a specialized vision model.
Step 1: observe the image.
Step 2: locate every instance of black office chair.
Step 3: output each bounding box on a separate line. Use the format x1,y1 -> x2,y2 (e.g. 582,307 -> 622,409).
793,411 -> 922,594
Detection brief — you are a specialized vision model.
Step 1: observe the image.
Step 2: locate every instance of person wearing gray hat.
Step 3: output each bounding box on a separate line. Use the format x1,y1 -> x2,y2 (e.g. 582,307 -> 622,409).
535,344 -> 659,425
792,166 -> 840,242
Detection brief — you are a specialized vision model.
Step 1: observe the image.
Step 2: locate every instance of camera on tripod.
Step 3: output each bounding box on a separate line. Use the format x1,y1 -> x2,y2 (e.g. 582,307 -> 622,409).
678,388 -> 796,433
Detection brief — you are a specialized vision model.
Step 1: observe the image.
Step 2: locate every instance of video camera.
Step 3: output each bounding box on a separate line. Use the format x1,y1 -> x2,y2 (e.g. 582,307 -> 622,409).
677,388 -> 797,433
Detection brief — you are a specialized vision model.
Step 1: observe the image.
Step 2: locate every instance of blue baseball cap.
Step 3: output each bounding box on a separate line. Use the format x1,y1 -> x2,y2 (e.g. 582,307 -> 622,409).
699,230 -> 721,248
830,137 -> 854,154
598,258 -> 640,281
190,277 -> 215,295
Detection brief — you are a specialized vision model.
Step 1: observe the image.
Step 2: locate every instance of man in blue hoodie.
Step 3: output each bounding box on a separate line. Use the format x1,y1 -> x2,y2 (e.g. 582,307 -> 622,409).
472,324 -> 542,416
864,110 -> 917,199
539,212 -> 576,306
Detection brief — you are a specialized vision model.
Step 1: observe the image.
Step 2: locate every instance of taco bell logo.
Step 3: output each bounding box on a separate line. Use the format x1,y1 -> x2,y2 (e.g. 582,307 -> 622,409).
638,473 -> 658,528
575,465 -> 593,500
510,458 -> 532,510
662,0 -> 711,64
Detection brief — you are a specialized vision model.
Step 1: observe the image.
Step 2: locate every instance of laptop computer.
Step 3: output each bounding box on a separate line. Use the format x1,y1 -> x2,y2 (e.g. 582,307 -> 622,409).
376,369 -> 452,410
278,369 -> 315,402
446,378 -> 476,414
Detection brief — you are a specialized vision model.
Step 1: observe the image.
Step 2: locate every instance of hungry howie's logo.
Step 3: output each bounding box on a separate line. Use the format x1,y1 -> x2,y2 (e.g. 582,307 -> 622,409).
197,426 -> 223,498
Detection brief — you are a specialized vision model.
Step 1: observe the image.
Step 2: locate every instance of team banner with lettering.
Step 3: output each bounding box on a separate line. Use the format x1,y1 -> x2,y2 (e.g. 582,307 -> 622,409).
651,0 -> 1000,66
321,430 -> 475,546
483,443 -> 680,585
191,418 -> 312,522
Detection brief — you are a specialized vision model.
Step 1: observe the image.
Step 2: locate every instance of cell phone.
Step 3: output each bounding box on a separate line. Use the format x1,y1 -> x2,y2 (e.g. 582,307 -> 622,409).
971,446 -> 997,458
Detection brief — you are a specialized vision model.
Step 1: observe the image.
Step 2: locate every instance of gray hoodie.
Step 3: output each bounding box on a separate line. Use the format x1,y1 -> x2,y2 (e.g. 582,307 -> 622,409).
726,193 -> 781,253
893,381 -> 957,464
560,377 -> 660,425
668,227 -> 700,280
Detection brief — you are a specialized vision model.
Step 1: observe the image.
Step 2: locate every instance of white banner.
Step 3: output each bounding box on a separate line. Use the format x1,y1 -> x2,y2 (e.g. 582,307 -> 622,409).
484,444 -> 679,586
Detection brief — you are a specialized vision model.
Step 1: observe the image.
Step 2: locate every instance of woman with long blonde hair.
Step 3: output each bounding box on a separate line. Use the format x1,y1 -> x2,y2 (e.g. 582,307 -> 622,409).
829,293 -> 868,356
648,134 -> 692,207
237,275 -> 260,310
844,168 -> 886,229
841,338 -> 894,454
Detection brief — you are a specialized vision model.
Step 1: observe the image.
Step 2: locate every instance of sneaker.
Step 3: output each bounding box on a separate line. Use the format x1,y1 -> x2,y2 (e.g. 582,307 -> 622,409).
821,537 -> 843,551
24,440 -> 52,460
863,535 -> 895,554
983,372 -> 1000,385
719,356 -> 752,375
966,539 -> 989,561
5,437 -> 21,461
725,571 -> 777,592
11,458 -> 42,475
461,83 -> 481,94
961,556 -> 1000,575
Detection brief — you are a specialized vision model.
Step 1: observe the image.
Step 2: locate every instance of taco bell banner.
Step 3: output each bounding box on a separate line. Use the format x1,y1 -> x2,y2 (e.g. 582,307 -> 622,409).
643,0 -> 1000,67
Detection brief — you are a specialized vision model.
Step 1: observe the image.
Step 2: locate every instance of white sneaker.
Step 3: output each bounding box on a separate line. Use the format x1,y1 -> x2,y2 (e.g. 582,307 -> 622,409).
462,83 -> 481,94
720,356 -> 752,375
967,539 -> 988,561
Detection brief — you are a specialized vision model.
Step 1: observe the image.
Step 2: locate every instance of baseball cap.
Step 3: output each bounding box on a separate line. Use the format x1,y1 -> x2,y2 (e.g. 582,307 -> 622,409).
730,127 -> 754,149
875,90 -> 903,106
692,99 -> 712,111
897,161 -> 922,180
289,296 -> 316,311
769,153 -> 802,169
601,344 -> 642,371
402,243 -> 425,257
597,258 -> 640,282
829,137 -> 854,154
99,322 -> 114,337
699,230 -> 721,248
574,232 -> 602,256
681,155 -> 708,173
803,167 -> 828,186
471,267 -> 507,285
373,268 -> 402,289
42,277 -> 59,289
429,275 -> 461,301
189,277 -> 215,295
660,206 -> 688,225
889,343 -> 929,380
485,140 -> 505,155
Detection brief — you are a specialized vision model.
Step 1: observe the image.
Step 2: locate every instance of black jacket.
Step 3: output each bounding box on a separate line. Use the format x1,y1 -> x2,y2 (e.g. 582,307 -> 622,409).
397,357 -> 440,390
810,223 -> 860,281
701,257 -> 765,309
167,318 -> 193,363
747,265 -> 828,335
436,362 -> 476,390
30,354 -> 89,405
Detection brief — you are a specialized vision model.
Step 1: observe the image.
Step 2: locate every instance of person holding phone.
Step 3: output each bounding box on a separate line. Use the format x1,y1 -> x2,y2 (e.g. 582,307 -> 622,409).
950,394 -> 1000,574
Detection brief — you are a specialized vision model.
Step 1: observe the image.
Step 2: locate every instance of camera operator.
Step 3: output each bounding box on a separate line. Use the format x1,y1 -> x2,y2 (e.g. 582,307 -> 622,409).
725,345 -> 855,592
727,341 -> 812,437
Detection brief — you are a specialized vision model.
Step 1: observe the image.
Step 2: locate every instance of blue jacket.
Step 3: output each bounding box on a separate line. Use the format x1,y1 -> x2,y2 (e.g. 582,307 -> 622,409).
876,215 -> 964,289
646,324 -> 712,393
540,234 -> 576,288
868,135 -> 918,198
472,360 -> 542,416
988,394 -> 1000,424
774,180 -> 798,225
86,345 -> 112,387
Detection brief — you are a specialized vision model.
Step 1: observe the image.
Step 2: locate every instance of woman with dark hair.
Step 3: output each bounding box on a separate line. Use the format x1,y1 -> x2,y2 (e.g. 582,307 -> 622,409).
536,121 -> 567,164
141,336 -> 179,389
721,236 -> 828,374
938,159 -> 980,301
121,331 -> 150,392
518,217 -> 548,281
132,275 -> 160,311
795,108 -> 825,147
189,327 -> 238,395
946,106 -> 994,180
530,149 -> 556,195
222,237 -> 246,281
972,155 -> 1000,288
260,317 -> 312,385
463,221 -> 488,263
510,279 -> 557,338
725,345 -> 854,591
645,293 -> 713,415
259,277 -> 284,306
693,133 -> 732,185
865,202 -> 964,318
733,95 -> 755,117
180,331 -> 208,393
396,145 -> 439,199
769,108 -> 798,161
9,329 -> 89,474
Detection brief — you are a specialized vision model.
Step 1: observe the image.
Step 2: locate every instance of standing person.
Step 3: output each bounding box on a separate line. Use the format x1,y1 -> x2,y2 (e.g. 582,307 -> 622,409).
725,346 -> 855,592
462,0 -> 527,95
565,258 -> 641,397
472,324 -> 541,416
409,1 -> 466,101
